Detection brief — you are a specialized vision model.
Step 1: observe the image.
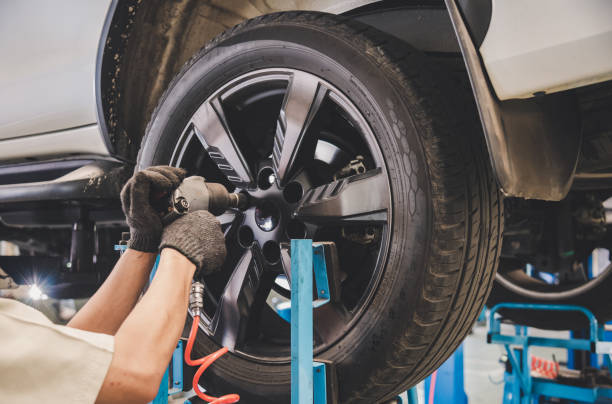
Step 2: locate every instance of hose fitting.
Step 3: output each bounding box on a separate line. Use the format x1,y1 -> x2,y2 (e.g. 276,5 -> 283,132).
189,281 -> 205,317
186,281 -> 240,403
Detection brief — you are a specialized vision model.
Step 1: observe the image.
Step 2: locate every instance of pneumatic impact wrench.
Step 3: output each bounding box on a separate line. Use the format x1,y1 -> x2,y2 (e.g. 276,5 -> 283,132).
155,176 -> 248,223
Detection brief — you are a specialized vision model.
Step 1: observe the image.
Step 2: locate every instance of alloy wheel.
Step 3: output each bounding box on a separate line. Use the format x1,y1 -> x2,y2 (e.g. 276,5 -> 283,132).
169,68 -> 392,362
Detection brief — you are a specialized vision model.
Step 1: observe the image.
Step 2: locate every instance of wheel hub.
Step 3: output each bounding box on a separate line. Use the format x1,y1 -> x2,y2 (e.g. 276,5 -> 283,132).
237,166 -> 305,264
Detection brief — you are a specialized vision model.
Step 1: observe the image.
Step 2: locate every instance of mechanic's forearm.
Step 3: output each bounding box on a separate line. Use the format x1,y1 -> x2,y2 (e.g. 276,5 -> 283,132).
67,249 -> 156,334
96,249 -> 195,404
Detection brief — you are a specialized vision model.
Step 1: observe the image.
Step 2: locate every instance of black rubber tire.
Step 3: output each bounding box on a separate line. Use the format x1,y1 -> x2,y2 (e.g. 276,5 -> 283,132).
487,261 -> 612,330
138,12 -> 503,403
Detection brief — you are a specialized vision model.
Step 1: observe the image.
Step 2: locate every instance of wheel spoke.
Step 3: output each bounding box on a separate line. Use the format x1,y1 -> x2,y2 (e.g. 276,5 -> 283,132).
242,271 -> 277,342
211,247 -> 263,350
272,71 -> 327,185
295,168 -> 389,224
280,243 -> 292,282
217,211 -> 241,236
191,97 -> 254,188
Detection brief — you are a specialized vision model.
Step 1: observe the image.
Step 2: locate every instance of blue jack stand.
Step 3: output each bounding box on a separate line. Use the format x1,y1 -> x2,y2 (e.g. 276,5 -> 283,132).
488,303 -> 612,404
277,239 -> 332,404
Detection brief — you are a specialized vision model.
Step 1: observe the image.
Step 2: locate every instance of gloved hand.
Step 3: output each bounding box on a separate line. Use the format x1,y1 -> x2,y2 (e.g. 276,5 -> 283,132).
159,211 -> 227,276
120,166 -> 186,252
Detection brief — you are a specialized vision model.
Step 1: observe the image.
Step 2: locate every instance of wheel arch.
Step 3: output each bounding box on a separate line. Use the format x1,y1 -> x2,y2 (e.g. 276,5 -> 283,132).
96,0 -> 463,161
97,0 -> 581,201
96,0 -> 386,161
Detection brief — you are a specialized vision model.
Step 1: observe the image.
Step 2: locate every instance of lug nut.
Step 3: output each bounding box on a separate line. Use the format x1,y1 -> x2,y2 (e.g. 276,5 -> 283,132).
257,167 -> 275,190
175,197 -> 189,213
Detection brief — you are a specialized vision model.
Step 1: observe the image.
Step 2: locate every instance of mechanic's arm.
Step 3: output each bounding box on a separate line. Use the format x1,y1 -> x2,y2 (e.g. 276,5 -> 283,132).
95,248 -> 194,403
67,250 -> 156,334
68,166 -> 186,335
96,211 -> 226,404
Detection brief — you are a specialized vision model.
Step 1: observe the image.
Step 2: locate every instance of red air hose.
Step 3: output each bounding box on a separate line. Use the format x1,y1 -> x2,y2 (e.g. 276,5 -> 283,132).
185,315 -> 240,403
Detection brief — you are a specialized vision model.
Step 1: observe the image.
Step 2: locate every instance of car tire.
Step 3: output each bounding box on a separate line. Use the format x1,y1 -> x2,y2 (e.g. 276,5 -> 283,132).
487,260 -> 612,330
138,11 -> 503,403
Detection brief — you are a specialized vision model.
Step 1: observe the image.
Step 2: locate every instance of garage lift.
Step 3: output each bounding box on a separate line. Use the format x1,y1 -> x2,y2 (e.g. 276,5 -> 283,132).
488,303 -> 612,403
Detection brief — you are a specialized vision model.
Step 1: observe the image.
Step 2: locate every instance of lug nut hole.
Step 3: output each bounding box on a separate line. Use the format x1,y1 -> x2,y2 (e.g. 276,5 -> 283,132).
255,200 -> 279,232
262,240 -> 281,263
238,225 -> 254,247
257,167 -> 275,190
283,182 -> 303,204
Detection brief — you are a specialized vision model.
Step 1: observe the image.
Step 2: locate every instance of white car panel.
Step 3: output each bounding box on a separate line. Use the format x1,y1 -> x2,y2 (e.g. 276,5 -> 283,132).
0,124 -> 109,160
480,0 -> 612,100
0,0 -> 112,140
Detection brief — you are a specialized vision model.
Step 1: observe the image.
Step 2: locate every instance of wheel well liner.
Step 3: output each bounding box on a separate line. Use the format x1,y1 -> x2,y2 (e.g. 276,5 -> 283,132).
445,0 -> 580,200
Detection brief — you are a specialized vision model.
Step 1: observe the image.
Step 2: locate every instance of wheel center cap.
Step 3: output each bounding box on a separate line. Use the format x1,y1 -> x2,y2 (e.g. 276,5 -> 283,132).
254,200 -> 280,232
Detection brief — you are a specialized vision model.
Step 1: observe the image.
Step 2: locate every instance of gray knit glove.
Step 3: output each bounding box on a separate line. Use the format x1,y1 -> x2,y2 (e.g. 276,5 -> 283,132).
120,166 -> 186,252
159,211 -> 227,276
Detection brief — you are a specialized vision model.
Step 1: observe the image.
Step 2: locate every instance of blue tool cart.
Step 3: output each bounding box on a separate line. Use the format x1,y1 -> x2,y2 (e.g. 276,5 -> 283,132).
488,303 -> 612,404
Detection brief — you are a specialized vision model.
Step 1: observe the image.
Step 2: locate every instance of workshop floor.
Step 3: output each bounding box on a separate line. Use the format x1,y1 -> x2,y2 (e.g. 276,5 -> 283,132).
464,319 -> 569,404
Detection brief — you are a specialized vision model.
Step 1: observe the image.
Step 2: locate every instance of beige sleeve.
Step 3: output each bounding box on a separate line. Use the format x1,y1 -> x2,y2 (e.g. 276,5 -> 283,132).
0,298 -> 114,404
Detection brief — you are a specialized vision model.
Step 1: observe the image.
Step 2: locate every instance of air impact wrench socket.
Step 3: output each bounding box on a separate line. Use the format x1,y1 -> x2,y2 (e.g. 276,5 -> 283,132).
205,182 -> 248,215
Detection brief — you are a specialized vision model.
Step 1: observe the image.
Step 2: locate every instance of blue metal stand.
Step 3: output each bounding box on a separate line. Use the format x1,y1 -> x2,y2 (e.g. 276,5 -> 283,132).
277,240 -> 331,404
423,344 -> 467,404
291,239 -> 315,404
488,303 -> 612,404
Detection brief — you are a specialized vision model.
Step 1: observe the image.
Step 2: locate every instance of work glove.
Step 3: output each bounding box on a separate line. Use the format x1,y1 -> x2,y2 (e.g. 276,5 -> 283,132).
120,166 -> 186,252
159,211 -> 227,276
